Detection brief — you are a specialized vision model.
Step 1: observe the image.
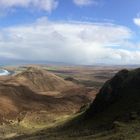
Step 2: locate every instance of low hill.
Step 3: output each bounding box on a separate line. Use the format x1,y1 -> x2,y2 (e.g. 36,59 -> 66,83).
0,67 -> 91,125
12,67 -> 77,92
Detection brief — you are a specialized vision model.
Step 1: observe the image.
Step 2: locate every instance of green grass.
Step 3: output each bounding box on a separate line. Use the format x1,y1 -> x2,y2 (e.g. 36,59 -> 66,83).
7,118 -> 140,140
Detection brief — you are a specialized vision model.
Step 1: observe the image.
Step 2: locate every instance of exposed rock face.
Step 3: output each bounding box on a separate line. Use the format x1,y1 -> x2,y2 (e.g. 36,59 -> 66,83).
86,68 -> 140,117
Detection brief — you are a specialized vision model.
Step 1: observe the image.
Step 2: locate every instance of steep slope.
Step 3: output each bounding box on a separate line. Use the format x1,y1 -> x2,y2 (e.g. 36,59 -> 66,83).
74,67 -> 140,134
86,68 -> 140,119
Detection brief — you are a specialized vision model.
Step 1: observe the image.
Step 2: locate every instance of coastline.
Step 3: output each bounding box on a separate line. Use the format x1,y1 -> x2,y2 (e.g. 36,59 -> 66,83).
0,69 -> 12,76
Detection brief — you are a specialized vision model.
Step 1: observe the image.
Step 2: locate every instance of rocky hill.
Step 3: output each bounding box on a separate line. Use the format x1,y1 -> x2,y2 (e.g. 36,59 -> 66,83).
86,68 -> 140,120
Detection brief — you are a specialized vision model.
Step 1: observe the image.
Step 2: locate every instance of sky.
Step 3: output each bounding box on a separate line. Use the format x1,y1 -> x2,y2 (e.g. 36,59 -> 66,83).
0,0 -> 140,65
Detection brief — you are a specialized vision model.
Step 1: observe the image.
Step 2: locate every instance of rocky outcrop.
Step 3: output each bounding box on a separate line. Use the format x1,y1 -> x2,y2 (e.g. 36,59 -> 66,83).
86,68 -> 140,118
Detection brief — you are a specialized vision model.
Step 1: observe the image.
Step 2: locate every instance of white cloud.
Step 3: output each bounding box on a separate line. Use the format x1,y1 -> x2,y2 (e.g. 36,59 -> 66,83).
0,17 -> 140,65
0,0 -> 58,12
133,17 -> 140,27
73,0 -> 97,6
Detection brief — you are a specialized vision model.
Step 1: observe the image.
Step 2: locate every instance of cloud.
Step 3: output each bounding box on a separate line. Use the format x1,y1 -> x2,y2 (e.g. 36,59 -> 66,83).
133,17 -> 140,27
0,17 -> 139,65
0,0 -> 58,12
73,0 -> 97,6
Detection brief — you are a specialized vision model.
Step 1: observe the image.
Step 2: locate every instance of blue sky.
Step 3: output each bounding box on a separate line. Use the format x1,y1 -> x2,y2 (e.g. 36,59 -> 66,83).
0,0 -> 139,27
0,0 -> 140,65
